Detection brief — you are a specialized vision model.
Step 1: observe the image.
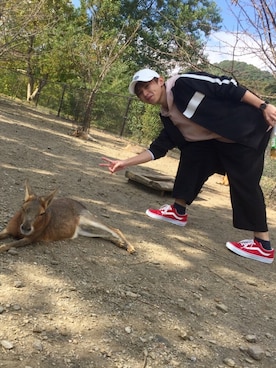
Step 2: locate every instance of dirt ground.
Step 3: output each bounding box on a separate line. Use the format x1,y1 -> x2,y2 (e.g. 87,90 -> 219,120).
0,97 -> 275,368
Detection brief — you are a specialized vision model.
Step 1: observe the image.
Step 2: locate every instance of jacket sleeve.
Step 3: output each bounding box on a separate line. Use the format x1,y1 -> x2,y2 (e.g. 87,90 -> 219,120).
148,127 -> 176,159
175,72 -> 247,101
148,115 -> 188,159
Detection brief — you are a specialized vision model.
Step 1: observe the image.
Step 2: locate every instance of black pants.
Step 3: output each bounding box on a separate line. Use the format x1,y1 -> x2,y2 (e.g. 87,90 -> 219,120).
173,132 -> 271,232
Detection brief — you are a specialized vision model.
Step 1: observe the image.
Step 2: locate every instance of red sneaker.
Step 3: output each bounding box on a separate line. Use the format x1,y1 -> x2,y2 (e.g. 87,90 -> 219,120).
146,204 -> 187,226
226,239 -> 274,264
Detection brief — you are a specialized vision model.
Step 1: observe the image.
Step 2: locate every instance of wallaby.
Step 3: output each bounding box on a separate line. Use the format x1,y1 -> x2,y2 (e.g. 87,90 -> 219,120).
0,181 -> 135,254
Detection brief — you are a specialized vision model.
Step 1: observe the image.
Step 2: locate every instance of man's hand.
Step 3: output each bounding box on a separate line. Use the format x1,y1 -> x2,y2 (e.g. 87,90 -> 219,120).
100,157 -> 126,173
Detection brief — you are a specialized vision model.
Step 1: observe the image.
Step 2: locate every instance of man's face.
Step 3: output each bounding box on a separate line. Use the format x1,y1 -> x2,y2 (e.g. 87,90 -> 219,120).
135,77 -> 164,105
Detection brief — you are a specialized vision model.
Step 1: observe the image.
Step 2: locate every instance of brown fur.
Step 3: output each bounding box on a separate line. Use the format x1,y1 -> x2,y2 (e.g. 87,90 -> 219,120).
0,181 -> 135,254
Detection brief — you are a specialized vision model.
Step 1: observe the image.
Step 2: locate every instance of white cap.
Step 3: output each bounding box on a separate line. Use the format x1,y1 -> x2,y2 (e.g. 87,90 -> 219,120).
129,68 -> 160,95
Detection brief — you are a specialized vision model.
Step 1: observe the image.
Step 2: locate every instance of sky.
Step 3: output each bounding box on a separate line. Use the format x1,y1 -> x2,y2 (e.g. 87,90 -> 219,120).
70,0 -> 267,70
204,0 -> 269,70
71,0 -> 80,7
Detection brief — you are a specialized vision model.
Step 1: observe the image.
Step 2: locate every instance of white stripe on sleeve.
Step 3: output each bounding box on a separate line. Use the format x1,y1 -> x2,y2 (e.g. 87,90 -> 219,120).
183,91 -> 205,118
181,73 -> 238,86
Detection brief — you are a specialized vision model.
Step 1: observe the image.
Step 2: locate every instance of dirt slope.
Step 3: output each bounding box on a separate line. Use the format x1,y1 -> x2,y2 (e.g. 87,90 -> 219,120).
0,98 -> 275,368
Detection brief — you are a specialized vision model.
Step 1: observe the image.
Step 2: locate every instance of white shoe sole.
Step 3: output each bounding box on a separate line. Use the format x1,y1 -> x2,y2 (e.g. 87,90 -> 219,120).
146,210 -> 187,227
226,242 -> 274,264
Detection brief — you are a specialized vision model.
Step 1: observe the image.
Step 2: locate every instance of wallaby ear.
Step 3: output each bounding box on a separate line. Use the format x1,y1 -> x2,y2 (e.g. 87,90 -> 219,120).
24,179 -> 35,201
42,188 -> 59,209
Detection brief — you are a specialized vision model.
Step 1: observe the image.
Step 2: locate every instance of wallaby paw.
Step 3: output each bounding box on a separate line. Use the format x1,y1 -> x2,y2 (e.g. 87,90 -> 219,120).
126,244 -> 136,254
0,245 -> 11,253
112,238 -> 135,253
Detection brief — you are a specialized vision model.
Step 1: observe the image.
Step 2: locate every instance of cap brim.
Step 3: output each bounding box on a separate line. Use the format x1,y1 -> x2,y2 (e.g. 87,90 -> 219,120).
129,81 -> 139,95
129,77 -> 156,95
128,69 -> 160,95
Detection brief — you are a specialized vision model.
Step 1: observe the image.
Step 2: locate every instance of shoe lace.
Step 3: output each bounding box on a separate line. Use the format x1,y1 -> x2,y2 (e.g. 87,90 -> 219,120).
240,239 -> 256,248
159,204 -> 172,213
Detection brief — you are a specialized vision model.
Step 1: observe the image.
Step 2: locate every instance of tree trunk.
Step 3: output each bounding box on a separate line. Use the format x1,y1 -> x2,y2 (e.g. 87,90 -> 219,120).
82,88 -> 97,132
27,76 -> 48,103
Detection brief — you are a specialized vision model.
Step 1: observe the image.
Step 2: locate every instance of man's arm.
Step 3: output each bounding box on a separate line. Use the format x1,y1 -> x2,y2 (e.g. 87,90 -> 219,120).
241,90 -> 276,128
100,150 -> 153,174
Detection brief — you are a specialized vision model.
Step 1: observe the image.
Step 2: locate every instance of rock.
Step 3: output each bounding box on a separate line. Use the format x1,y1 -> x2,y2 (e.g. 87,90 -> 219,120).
124,326 -> 132,334
139,336 -> 147,343
247,345 -> 265,361
33,340 -> 43,351
239,345 -> 248,353
12,304 -> 21,311
223,357 -> 236,367
245,334 -> 257,343
178,330 -> 194,341
125,291 -> 139,298
14,280 -> 24,288
7,248 -> 19,255
1,340 -> 14,349
215,302 -> 228,313
247,281 -> 258,286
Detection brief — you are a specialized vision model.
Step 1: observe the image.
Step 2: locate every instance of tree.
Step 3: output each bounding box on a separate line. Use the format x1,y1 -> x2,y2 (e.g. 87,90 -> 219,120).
118,0 -> 222,72
0,0 -> 222,132
205,0 -> 276,77
75,0 -> 222,131
77,0 -> 141,131
0,0 -> 77,101
232,0 -> 276,75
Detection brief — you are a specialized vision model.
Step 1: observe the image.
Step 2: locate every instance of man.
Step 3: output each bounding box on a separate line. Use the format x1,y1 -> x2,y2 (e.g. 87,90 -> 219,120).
101,68 -> 276,264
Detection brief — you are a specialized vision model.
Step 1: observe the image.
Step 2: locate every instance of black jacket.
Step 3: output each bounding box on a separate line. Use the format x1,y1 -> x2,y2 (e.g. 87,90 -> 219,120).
149,72 -> 269,159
